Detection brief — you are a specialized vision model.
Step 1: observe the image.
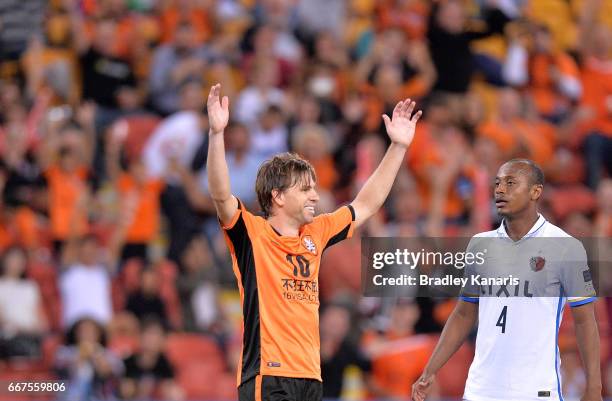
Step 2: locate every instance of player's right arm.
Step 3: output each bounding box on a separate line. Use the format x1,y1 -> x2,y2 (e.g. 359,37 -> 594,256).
206,83 -> 238,226
412,300 -> 478,401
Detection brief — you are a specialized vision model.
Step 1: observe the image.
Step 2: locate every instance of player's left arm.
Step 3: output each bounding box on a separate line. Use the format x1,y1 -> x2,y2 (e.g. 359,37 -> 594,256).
561,238 -> 602,401
571,303 -> 603,401
350,99 -> 422,228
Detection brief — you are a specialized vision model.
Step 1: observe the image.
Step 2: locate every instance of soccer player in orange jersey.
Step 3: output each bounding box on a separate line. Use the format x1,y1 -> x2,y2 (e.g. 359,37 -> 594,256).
206,83 -> 421,401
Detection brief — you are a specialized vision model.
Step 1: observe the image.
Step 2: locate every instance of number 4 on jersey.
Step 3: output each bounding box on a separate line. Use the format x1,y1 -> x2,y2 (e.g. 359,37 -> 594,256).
496,306 -> 508,334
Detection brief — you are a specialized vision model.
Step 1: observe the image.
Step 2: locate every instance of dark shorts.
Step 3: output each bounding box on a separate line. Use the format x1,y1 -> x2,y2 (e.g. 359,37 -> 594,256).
238,375 -> 322,401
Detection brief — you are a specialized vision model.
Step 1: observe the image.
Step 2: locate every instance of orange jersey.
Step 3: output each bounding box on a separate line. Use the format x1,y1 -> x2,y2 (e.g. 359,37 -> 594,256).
222,201 -> 355,386
117,175 -> 164,243
361,332 -> 436,398
45,166 -> 89,239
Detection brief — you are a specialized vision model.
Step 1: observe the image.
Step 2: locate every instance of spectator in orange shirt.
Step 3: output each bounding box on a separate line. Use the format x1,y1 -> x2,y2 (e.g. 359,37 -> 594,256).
106,121 -> 164,263
477,88 -> 555,168
77,0 -> 162,76
43,140 -> 91,250
0,201 -> 40,252
21,8 -> 79,105
577,24 -> 612,189
38,103 -> 96,252
357,29 -> 436,136
292,123 -> 338,192
159,0 -> 212,44
0,102 -> 47,250
406,94 -> 474,224
362,299 -> 437,400
376,0 -> 430,40
503,23 -> 582,123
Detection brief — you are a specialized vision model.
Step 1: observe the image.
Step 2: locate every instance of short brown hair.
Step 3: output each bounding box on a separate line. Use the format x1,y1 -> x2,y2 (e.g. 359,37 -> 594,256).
255,153 -> 316,217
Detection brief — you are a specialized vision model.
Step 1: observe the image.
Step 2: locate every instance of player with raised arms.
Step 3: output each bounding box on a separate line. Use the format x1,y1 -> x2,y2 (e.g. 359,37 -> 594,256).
206,83 -> 421,401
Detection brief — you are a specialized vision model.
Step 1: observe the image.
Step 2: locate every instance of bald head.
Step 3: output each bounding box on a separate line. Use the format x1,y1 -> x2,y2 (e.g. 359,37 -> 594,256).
502,159 -> 544,187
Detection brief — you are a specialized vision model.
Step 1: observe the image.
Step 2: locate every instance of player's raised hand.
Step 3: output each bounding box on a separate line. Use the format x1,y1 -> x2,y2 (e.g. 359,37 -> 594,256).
382,98 -> 422,148
207,83 -> 229,135
411,373 -> 435,401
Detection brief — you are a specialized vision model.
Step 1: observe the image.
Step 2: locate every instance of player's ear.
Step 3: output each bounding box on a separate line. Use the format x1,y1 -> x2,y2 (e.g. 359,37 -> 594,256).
271,189 -> 284,207
531,184 -> 543,201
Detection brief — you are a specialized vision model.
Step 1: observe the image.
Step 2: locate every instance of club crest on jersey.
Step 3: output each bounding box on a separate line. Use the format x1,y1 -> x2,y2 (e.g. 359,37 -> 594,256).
530,256 -> 546,272
303,236 -> 317,255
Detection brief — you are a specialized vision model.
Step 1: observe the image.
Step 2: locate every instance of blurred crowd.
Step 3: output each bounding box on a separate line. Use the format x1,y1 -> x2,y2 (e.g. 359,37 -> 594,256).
0,0 -> 611,400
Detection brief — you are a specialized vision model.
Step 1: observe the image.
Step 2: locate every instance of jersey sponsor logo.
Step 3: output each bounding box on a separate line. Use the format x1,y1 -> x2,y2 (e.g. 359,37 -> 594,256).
283,254 -> 318,303
267,361 -> 281,368
537,391 -> 551,397
530,256 -> 546,272
281,278 -> 319,303
302,235 -> 317,255
480,280 -> 534,297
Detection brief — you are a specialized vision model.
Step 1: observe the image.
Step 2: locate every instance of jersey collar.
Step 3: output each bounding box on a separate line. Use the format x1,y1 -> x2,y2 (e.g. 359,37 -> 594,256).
496,214 -> 547,240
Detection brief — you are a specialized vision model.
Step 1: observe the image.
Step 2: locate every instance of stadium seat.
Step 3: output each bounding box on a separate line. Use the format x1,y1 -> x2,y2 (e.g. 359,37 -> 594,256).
547,186 -> 596,221
156,260 -> 183,329
121,258 -> 144,293
166,333 -> 229,399
175,361 -> 228,400
118,115 -> 161,161
547,152 -> 585,185
214,373 -> 239,400
41,334 -> 61,370
111,277 -> 126,312
27,262 -> 62,331
108,334 -> 140,358
166,333 -> 225,369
